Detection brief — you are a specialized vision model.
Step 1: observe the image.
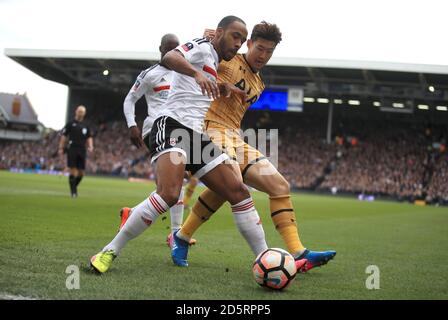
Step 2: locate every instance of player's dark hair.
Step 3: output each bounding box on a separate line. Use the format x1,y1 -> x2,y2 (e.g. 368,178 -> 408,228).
160,33 -> 178,46
217,15 -> 246,29
250,21 -> 282,45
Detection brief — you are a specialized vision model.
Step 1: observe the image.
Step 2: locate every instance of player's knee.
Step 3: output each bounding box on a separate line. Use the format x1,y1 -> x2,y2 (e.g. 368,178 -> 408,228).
269,175 -> 290,196
277,176 -> 291,195
227,182 -> 250,204
158,189 -> 181,207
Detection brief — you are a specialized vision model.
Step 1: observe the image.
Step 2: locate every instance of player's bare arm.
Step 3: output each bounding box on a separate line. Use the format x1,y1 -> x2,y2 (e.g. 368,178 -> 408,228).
58,135 -> 67,156
87,137 -> 94,153
129,126 -> 144,148
217,82 -> 247,101
161,50 -> 220,100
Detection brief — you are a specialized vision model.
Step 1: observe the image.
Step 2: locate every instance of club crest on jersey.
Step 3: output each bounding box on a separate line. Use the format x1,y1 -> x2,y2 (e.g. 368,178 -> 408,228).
169,137 -> 177,146
82,128 -> 87,135
182,42 -> 194,52
159,91 -> 169,99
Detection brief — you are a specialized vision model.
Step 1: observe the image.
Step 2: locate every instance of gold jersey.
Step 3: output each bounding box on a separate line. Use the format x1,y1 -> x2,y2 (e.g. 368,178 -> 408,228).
205,54 -> 265,130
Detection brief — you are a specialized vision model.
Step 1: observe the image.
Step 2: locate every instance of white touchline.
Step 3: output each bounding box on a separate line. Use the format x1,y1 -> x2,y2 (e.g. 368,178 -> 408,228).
0,293 -> 39,300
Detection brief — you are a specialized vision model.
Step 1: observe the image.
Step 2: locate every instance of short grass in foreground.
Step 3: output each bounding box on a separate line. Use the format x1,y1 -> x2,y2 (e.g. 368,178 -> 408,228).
0,170 -> 447,299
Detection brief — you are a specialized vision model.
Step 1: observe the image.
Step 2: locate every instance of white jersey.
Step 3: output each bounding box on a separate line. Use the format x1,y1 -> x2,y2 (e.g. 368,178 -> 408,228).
159,38 -> 219,133
123,64 -> 172,137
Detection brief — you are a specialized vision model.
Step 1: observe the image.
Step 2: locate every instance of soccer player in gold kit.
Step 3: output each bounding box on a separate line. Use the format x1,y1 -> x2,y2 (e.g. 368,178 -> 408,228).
173,22 -> 336,271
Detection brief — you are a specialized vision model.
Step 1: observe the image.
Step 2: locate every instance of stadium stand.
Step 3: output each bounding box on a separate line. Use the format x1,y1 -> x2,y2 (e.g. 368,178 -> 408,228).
1,49 -> 447,205
0,120 -> 153,178
1,111 -> 446,205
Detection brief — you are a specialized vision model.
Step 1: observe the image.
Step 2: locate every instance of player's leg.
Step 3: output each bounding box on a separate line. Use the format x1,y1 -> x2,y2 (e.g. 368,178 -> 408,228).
91,117 -> 187,273
173,161 -> 268,266
178,124 -> 234,241
91,152 -> 184,273
69,167 -> 78,197
243,158 -> 304,254
118,175 -> 195,246
201,162 -> 268,257
104,152 -> 184,254
170,186 -> 184,233
243,158 -> 336,271
179,188 -> 225,240
166,186 -> 197,247
117,138 -> 195,246
183,176 -> 198,210
177,126 -> 259,249
118,134 -> 154,231
75,170 -> 84,187
74,149 -> 85,189
67,148 -> 78,197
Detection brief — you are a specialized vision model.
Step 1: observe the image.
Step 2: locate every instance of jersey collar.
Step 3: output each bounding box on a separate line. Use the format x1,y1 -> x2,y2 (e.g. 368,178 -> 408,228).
242,54 -> 258,74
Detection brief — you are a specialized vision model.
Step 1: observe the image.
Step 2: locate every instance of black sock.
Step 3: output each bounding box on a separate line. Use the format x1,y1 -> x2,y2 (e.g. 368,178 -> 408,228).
69,175 -> 77,195
75,175 -> 83,187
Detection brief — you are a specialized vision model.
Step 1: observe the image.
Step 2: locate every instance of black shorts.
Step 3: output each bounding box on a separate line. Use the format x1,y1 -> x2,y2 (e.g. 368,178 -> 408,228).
145,116 -> 229,179
67,147 -> 86,170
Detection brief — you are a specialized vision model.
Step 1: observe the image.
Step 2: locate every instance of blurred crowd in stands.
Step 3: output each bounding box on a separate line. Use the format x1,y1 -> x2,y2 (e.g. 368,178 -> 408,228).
0,121 -> 154,179
319,124 -> 428,201
1,114 -> 447,205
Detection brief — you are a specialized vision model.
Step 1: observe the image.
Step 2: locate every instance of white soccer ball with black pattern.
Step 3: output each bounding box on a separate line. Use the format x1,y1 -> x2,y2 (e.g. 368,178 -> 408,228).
252,248 -> 297,290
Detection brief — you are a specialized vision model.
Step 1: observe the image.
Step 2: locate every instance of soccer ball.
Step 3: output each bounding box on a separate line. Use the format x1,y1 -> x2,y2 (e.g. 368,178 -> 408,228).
252,248 -> 297,290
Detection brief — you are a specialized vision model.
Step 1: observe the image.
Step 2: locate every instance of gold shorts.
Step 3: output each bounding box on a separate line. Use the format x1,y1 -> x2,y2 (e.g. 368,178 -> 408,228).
204,121 -> 266,174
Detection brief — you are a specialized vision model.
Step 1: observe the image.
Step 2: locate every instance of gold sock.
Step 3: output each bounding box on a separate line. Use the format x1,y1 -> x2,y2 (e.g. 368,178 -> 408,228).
183,177 -> 198,207
270,195 -> 305,255
180,188 -> 226,239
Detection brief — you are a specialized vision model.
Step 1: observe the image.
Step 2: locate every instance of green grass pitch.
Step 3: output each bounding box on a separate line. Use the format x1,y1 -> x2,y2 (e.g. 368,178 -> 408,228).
0,170 -> 447,300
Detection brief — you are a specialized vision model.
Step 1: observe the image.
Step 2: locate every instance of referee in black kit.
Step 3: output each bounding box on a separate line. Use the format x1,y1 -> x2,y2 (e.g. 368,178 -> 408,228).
58,105 -> 94,198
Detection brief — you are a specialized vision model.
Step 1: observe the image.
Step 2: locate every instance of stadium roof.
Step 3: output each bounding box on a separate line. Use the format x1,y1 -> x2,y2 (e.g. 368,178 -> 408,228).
5,48 -> 448,102
6,48 -> 448,74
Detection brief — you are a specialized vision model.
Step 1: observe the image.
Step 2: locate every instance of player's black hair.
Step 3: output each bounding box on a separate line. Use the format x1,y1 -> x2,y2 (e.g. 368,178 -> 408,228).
251,21 -> 282,45
217,15 -> 246,29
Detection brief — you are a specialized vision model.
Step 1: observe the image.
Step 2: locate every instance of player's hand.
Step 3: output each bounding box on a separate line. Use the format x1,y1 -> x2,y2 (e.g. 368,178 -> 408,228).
218,83 -> 247,102
203,29 -> 216,41
129,126 -> 144,148
194,71 -> 220,100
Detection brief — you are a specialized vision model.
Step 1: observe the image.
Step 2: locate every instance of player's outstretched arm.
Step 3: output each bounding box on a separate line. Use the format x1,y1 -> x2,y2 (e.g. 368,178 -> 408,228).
218,82 -> 247,101
161,50 -> 220,100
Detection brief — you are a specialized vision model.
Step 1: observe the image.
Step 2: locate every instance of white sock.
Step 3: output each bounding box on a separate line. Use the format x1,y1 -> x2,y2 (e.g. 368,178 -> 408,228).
103,192 -> 169,255
232,197 -> 268,256
170,187 -> 185,232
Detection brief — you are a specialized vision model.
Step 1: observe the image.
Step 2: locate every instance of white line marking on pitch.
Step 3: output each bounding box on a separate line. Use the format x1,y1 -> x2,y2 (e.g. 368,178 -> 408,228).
0,293 -> 39,300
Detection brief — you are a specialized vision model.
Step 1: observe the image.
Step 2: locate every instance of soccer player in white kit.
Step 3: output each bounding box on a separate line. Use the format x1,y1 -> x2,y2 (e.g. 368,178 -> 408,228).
90,16 -> 269,273
123,34 -> 178,148
120,34 -> 196,246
